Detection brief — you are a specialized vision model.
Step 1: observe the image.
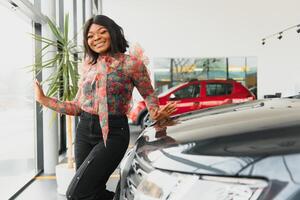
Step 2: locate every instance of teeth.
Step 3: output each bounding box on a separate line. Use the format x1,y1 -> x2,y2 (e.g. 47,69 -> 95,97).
95,42 -> 104,48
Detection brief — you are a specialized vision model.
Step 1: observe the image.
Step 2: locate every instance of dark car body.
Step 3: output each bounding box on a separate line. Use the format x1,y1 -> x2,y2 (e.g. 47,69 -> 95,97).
116,98 -> 300,200
128,79 -> 255,127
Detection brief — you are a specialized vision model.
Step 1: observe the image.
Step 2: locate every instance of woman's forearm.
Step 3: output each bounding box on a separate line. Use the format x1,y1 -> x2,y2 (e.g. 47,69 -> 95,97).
39,96 -> 81,116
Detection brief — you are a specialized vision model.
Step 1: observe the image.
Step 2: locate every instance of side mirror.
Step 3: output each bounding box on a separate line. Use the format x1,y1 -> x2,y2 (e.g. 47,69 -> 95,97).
169,93 -> 176,100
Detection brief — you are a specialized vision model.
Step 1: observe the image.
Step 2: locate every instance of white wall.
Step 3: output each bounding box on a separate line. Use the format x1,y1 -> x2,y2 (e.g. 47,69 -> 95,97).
102,0 -> 300,98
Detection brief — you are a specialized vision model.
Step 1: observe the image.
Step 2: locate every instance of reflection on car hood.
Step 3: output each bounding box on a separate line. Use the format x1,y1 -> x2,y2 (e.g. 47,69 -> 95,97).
135,98 -> 300,175
137,143 -> 261,176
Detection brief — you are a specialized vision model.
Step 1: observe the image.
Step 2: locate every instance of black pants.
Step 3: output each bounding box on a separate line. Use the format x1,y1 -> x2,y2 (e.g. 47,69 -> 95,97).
66,111 -> 130,200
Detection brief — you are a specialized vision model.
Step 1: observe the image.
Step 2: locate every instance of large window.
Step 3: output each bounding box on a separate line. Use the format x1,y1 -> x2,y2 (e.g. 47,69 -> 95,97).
153,57 -> 257,96
0,7 -> 35,199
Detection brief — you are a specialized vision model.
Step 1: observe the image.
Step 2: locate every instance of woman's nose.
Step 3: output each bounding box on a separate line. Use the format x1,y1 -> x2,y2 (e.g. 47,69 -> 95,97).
93,36 -> 99,41
93,33 -> 101,41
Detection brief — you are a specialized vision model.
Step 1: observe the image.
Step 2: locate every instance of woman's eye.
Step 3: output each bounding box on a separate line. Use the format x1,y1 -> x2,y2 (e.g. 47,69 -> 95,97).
87,35 -> 93,39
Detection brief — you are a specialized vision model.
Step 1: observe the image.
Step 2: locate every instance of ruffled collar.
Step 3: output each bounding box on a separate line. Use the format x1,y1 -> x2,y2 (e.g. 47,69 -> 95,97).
98,53 -> 125,74
82,53 -> 125,74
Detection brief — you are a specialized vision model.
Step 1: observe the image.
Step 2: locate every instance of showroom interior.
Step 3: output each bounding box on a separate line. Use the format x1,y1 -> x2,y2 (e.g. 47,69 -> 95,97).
1,0 -> 300,199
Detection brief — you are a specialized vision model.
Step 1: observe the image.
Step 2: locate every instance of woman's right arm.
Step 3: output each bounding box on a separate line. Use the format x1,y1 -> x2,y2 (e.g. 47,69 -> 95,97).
35,80 -> 81,116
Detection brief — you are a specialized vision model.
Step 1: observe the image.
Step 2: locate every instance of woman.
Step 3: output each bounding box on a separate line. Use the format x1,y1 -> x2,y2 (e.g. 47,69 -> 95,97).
34,15 -> 176,200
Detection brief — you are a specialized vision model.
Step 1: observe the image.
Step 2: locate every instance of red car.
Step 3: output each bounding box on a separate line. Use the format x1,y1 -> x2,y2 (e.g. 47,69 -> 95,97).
128,79 -> 256,127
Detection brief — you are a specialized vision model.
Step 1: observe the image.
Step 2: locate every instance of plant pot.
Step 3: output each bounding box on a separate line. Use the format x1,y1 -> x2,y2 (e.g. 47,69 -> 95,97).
55,163 -> 75,195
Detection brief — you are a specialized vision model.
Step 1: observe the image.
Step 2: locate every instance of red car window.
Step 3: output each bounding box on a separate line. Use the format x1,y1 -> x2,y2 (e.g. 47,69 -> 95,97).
172,84 -> 200,99
206,83 -> 233,96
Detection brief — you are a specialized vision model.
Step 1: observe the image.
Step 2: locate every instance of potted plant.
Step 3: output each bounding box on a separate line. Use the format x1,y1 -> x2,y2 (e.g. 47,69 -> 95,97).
30,14 -> 81,195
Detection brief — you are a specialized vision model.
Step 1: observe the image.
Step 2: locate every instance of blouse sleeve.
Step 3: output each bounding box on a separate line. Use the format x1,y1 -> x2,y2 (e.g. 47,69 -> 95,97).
129,59 -> 159,115
44,87 -> 82,116
43,58 -> 87,116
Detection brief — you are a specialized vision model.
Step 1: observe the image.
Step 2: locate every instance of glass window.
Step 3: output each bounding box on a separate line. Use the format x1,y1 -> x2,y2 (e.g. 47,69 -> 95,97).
153,57 -> 257,98
206,83 -> 233,96
228,57 -> 257,89
0,7 -> 35,199
173,84 -> 200,99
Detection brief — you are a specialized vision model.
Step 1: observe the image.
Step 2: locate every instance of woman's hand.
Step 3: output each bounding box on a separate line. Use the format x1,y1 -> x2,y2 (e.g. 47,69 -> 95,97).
34,79 -> 46,104
151,101 -> 177,121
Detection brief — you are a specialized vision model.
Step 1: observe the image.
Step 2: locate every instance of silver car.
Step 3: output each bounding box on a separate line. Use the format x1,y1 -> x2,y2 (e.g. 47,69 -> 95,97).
115,98 -> 300,200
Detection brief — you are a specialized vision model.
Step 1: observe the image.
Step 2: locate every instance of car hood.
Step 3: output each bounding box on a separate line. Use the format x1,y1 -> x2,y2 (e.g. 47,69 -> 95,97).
136,134 -> 260,176
135,99 -> 300,176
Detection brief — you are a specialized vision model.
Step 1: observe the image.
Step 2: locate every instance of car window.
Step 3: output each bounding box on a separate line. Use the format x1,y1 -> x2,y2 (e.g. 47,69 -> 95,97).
158,83 -> 185,97
173,84 -> 200,99
206,83 -> 233,96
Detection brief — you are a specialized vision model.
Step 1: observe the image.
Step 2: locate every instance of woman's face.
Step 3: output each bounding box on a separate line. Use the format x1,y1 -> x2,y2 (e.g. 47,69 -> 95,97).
87,23 -> 111,54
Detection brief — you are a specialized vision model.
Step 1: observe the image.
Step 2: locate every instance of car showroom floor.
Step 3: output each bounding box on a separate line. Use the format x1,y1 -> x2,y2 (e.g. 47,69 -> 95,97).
14,172 -> 119,200
12,125 -> 141,200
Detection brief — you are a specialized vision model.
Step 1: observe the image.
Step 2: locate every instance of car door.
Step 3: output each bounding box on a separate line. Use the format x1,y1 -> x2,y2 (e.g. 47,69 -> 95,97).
202,82 -> 233,109
168,83 -> 201,114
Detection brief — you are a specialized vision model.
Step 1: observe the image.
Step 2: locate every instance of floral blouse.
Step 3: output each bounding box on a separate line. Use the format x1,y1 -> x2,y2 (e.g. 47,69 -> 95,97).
45,48 -> 159,144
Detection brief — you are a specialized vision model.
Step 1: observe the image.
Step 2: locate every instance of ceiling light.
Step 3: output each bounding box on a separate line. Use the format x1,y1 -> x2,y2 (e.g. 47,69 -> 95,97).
278,32 -> 283,40
297,24 -> 300,33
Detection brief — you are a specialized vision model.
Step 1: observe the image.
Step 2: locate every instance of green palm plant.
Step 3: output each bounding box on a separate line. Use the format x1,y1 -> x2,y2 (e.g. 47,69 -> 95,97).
30,13 -> 81,168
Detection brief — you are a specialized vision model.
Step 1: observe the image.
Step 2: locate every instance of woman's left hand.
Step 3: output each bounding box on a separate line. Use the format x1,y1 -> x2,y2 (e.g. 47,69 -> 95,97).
151,101 -> 177,121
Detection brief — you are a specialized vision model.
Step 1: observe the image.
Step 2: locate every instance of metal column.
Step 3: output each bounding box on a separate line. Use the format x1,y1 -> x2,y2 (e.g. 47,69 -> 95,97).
41,0 -> 58,174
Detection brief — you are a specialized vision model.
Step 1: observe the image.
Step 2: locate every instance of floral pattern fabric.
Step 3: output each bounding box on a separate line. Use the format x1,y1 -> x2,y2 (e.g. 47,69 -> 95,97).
46,50 -> 159,145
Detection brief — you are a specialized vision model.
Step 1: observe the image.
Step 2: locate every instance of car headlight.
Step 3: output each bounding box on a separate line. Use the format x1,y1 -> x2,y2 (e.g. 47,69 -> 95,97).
135,170 -> 178,200
134,170 -> 268,200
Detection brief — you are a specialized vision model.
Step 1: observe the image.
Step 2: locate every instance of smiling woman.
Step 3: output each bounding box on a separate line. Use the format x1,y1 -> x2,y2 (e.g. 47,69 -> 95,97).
0,5 -> 35,200
34,14 -> 176,200
87,24 -> 111,54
